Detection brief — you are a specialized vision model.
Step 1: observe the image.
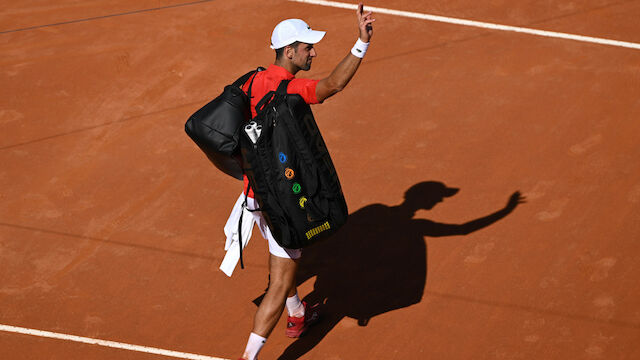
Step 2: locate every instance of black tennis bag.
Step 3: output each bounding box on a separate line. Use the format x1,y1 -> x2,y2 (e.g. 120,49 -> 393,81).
185,68 -> 263,180
240,80 -> 348,249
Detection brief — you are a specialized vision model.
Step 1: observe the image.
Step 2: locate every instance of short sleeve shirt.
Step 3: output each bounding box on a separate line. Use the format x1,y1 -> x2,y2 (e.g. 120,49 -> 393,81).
241,64 -> 320,197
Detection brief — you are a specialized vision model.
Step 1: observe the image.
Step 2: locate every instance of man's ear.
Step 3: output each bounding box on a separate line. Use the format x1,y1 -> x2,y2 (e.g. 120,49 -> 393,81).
285,45 -> 295,59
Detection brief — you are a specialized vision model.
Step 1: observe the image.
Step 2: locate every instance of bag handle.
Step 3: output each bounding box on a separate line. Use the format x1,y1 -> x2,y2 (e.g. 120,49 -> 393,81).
255,91 -> 275,114
254,79 -> 291,114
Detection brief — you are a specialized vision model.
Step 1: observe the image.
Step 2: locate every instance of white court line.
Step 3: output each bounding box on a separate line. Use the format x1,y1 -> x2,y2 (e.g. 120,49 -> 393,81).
0,324 -> 228,360
288,0 -> 640,50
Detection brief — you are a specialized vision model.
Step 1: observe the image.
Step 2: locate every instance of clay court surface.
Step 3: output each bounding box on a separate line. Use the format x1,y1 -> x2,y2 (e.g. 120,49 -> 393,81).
2,0 -> 640,359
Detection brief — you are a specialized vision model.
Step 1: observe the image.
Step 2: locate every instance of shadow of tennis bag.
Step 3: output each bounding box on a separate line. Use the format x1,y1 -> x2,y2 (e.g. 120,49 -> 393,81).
185,71 -> 348,250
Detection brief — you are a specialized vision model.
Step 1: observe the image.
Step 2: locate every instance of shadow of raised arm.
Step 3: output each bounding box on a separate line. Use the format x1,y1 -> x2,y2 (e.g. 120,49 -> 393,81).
420,191 -> 526,237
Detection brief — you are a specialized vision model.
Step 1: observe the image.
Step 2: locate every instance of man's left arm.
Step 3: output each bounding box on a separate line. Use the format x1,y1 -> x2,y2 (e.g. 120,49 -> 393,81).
315,3 -> 375,102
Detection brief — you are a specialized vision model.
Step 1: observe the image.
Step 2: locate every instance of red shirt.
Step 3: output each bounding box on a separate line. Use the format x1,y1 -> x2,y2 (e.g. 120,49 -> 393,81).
241,64 -> 320,197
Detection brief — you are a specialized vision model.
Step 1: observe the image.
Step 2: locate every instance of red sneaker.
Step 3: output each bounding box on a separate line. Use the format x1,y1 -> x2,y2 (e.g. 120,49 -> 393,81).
285,301 -> 320,338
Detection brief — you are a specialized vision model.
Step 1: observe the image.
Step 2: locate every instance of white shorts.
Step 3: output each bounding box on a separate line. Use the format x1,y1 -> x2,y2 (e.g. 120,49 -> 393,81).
227,193 -> 301,260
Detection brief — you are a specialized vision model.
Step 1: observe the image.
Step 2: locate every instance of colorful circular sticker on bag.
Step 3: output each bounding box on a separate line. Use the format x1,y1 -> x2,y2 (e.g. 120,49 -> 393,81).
292,182 -> 301,194
299,196 -> 307,209
279,152 -> 287,164
285,168 -> 295,180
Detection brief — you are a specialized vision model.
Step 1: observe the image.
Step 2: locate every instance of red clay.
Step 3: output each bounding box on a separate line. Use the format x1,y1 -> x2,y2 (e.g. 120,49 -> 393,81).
1,1 -> 640,359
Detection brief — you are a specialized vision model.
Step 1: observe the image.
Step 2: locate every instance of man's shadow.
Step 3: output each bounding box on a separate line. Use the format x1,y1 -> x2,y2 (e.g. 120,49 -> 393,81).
254,181 -> 524,359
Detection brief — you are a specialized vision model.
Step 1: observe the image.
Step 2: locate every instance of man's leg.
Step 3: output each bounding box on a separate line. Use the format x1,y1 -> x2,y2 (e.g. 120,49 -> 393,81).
253,254 -> 298,336
241,255 -> 297,360
240,202 -> 302,360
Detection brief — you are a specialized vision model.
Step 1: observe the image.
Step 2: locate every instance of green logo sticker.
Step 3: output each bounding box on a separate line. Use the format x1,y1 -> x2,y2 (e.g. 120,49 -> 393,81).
292,183 -> 302,194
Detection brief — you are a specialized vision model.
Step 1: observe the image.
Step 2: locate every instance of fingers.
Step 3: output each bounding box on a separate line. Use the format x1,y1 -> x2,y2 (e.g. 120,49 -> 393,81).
357,3 -> 373,20
506,191 -> 527,209
359,10 -> 374,26
357,2 -> 374,41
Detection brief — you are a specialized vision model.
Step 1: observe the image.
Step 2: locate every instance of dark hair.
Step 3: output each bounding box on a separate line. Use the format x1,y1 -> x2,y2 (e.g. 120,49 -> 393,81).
275,41 -> 301,60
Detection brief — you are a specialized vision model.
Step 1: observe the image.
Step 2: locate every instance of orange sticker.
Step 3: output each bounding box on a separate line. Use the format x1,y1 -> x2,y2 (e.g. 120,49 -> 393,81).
285,168 -> 295,180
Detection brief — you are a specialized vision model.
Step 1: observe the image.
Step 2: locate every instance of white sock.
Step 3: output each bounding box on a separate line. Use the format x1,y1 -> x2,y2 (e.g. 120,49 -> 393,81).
243,332 -> 266,360
286,293 -> 305,317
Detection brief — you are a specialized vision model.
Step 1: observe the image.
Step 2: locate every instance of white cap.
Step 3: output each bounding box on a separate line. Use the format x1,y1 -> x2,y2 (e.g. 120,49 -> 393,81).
270,19 -> 326,50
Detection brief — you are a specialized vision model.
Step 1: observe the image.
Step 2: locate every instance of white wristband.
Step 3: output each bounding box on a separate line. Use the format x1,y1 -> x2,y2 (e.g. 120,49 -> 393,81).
351,38 -> 369,58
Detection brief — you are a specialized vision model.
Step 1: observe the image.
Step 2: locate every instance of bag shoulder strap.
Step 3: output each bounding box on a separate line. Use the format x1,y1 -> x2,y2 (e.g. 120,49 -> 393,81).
233,67 -> 265,103
232,66 -> 264,88
275,79 -> 291,95
237,181 -> 262,270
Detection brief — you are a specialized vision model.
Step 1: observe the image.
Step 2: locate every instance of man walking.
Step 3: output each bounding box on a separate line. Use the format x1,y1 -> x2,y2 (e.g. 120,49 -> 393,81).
235,3 -> 375,359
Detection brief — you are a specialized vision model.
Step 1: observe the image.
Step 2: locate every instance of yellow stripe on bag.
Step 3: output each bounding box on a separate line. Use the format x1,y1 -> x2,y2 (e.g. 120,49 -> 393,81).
305,221 -> 331,240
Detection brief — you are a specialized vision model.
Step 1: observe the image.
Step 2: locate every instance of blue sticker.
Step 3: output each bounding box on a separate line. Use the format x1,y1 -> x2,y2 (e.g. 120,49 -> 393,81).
279,152 -> 287,164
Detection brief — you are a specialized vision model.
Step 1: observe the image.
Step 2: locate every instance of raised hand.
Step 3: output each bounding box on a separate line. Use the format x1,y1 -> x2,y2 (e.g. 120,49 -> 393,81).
357,3 -> 375,42
506,191 -> 527,211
